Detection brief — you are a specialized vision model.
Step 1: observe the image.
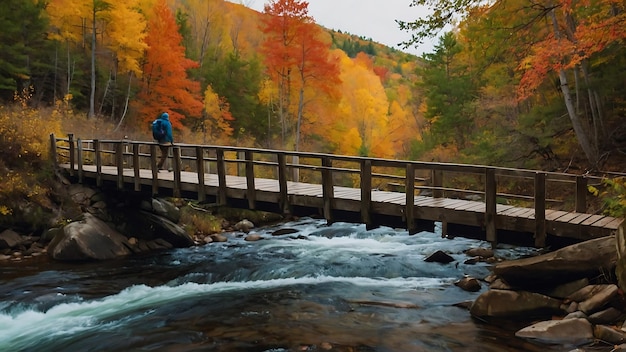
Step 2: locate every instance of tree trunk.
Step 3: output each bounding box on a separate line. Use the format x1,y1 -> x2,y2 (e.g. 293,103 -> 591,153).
549,9 -> 599,167
89,5 -> 96,119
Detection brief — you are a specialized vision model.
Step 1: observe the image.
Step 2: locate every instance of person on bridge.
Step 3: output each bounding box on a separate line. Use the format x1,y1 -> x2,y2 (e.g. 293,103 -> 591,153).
154,112 -> 174,172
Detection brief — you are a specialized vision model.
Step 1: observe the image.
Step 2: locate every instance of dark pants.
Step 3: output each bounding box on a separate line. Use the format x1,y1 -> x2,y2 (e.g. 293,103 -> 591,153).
157,144 -> 170,170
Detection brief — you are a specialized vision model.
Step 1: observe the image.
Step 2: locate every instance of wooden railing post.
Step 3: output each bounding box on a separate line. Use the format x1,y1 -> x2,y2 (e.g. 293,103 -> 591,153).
576,175 -> 588,213
485,168 -> 497,246
68,133 -> 75,176
217,148 -> 227,205
406,163 -> 416,234
49,134 -> 58,169
94,140 -> 102,187
150,144 -> 159,195
196,146 -> 206,202
115,142 -> 124,190
133,143 -> 140,191
77,138 -> 83,184
173,146 -> 182,198
361,159 -> 372,228
321,156 -> 334,224
245,150 -> 256,209
534,172 -> 547,247
432,169 -> 443,198
277,153 -> 289,215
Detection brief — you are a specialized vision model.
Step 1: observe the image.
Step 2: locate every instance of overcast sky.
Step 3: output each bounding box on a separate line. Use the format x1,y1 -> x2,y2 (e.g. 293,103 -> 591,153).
232,0 -> 435,56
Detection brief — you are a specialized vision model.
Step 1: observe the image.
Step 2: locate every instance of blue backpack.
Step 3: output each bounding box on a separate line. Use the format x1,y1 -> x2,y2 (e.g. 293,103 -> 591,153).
152,119 -> 166,140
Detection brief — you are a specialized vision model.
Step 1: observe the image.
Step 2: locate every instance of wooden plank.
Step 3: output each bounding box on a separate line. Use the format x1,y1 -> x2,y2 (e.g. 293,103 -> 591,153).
546,210 -> 569,221
604,218 -> 624,230
554,212 -> 582,223
581,214 -> 604,226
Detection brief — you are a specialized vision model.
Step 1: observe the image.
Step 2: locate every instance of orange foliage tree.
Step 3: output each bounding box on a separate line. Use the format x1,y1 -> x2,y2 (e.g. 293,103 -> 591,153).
134,0 -> 203,130
259,0 -> 340,151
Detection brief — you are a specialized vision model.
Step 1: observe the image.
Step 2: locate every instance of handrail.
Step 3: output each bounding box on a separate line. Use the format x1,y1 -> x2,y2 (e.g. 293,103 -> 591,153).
50,133 -> 612,247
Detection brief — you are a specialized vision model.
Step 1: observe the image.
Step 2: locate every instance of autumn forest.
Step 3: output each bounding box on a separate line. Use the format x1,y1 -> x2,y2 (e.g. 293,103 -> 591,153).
2,0 -> 626,175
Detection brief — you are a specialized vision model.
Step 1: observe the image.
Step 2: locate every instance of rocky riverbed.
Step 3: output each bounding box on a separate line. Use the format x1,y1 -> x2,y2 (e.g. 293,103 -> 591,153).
1,180 -> 626,350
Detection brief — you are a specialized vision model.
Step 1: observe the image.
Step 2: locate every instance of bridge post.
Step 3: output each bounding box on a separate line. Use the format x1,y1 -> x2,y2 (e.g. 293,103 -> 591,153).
485,168 -> 497,246
150,144 -> 159,195
406,164 -> 416,234
68,133 -> 75,176
245,150 -> 256,209
173,146 -> 182,198
322,156 -> 334,224
575,175 -> 588,213
277,153 -> 290,215
133,143 -> 140,192
49,134 -> 58,169
535,172 -> 547,247
115,142 -> 124,190
217,149 -> 227,205
432,169 -> 443,198
196,146 -> 206,202
95,140 -> 102,187
361,159 -> 372,228
77,138 -> 83,184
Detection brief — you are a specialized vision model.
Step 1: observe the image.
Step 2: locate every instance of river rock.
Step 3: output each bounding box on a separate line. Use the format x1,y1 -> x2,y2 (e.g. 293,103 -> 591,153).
234,219 -> 254,233
577,284 -> 619,314
493,236 -> 617,288
455,276 -> 482,292
139,211 -> 194,248
469,289 -> 563,318
244,233 -> 263,241
151,198 -> 181,223
424,250 -> 455,264
271,228 -> 299,236
515,318 -> 593,346
48,213 -> 132,261
588,307 -> 624,324
594,325 -> 626,345
0,229 -> 24,249
465,247 -> 494,258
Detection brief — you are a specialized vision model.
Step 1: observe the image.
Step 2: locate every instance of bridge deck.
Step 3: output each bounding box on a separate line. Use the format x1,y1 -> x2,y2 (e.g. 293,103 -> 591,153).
62,164 -> 623,245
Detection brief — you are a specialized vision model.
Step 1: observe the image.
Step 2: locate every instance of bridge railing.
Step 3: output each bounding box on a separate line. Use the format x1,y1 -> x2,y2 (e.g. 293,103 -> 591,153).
50,134 -> 605,245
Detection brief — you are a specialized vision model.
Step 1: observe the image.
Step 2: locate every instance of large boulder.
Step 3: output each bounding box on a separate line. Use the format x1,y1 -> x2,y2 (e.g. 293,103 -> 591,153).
48,213 -> 132,261
469,289 -> 563,318
139,211 -> 194,248
493,236 -> 617,288
515,318 -> 594,346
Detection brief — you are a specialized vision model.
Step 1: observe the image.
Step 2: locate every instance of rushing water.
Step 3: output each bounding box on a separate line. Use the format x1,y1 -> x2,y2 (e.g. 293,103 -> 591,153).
0,218 -> 591,351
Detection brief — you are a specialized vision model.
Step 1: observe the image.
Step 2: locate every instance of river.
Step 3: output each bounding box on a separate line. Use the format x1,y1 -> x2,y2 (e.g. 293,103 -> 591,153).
0,217 -> 590,351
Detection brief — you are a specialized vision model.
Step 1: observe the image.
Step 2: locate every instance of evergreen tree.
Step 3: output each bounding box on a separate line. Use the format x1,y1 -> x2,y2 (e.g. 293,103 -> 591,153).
0,0 -> 51,101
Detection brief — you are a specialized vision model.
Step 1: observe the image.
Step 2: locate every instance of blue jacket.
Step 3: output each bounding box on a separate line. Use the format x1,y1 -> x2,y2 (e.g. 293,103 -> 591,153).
158,113 -> 173,144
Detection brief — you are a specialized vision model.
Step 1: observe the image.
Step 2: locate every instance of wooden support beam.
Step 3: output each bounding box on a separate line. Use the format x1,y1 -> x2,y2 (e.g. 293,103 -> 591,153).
245,150 -> 256,209
217,148 -> 227,205
535,172 -> 546,247
95,140 -> 102,187
485,168 -> 497,246
361,159 -> 372,228
322,156 -> 334,224
406,164 -> 416,234
173,146 -> 182,198
196,146 -> 206,202
150,144 -> 159,196
115,142 -> 124,190
133,143 -> 140,192
277,153 -> 289,215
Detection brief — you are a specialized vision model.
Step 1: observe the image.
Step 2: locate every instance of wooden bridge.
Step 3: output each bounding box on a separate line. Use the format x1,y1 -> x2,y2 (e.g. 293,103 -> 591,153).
50,134 -> 624,248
